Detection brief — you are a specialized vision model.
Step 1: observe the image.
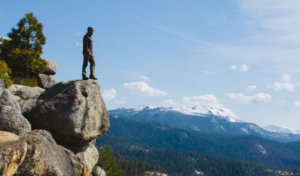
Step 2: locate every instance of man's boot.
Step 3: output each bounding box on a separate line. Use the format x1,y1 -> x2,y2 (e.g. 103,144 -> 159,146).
89,75 -> 98,80
82,75 -> 88,80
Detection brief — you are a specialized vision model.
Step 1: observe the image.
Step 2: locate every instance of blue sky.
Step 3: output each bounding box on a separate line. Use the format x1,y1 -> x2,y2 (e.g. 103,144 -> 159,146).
2,0 -> 300,130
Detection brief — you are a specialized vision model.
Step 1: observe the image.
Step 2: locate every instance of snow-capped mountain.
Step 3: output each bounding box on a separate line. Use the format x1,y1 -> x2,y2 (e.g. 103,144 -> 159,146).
109,106 -> 300,142
117,105 -> 238,122
264,125 -> 300,135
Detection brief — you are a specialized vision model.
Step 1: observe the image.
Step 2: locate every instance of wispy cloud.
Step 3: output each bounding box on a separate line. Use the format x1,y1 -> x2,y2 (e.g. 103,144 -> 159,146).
239,0 -> 300,44
204,1 -> 300,74
226,92 -> 272,104
267,74 -> 295,92
294,100 -> 300,107
102,89 -> 117,100
139,75 -> 149,81
246,85 -> 257,91
124,81 -> 167,96
136,17 -> 213,47
230,64 -> 249,72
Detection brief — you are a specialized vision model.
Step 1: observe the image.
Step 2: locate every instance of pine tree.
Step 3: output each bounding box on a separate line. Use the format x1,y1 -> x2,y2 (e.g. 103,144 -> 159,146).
98,145 -> 123,176
0,12 -> 47,86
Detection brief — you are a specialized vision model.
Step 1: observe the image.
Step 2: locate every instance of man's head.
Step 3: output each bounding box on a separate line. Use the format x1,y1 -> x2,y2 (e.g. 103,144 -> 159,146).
87,27 -> 94,35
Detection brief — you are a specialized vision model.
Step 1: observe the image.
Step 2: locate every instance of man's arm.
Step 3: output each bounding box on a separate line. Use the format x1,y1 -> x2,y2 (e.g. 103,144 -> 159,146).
83,35 -> 91,55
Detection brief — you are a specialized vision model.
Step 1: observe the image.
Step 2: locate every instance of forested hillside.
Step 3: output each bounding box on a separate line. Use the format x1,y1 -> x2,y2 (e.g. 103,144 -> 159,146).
97,135 -> 300,176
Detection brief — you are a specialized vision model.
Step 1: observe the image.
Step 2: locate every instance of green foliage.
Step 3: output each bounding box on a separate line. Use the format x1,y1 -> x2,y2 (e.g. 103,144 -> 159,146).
112,153 -> 172,176
98,145 -> 123,176
0,12 -> 47,86
0,60 -> 13,86
18,76 -> 38,87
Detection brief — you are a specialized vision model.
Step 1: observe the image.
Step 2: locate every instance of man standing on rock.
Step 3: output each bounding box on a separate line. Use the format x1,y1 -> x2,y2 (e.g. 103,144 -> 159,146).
82,27 -> 97,80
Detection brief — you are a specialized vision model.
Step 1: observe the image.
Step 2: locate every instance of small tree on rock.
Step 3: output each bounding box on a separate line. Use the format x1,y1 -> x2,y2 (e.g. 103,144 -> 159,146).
98,145 -> 123,176
0,60 -> 13,86
0,12 -> 47,86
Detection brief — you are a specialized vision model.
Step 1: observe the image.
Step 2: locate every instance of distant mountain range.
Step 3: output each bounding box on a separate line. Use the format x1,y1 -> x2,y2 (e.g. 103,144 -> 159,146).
96,106 -> 300,175
264,125 -> 300,134
97,134 -> 300,176
109,106 -> 300,142
97,117 -> 300,171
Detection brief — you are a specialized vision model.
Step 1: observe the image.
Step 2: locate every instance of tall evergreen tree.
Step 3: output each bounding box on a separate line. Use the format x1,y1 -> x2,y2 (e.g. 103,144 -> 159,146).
0,12 -> 47,86
98,145 -> 123,176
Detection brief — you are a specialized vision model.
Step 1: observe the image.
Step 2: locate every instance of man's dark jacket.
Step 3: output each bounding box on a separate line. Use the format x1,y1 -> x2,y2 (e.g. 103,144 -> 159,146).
83,33 -> 93,54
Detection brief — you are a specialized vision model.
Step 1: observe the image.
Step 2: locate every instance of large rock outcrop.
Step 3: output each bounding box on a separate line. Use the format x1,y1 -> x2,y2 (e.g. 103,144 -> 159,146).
27,80 -> 110,146
38,73 -> 58,89
44,59 -> 57,75
0,79 -> 31,135
37,59 -> 58,88
9,84 -> 45,116
0,131 -> 27,176
0,130 -> 90,176
0,65 -> 109,175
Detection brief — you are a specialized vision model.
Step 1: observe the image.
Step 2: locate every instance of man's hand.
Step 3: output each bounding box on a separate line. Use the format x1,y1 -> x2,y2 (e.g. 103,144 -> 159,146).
87,49 -> 92,56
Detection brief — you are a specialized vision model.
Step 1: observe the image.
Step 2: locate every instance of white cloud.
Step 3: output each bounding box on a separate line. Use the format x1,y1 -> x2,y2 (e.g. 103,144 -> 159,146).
124,81 -> 167,96
282,74 -> 291,82
139,75 -> 149,81
239,0 -> 300,44
163,99 -> 176,107
294,100 -> 300,107
102,89 -> 117,100
163,94 -> 238,120
231,65 -> 237,70
226,93 -> 272,104
230,64 -> 249,72
267,74 -> 295,92
240,64 -> 249,72
246,85 -> 257,91
182,94 -> 220,106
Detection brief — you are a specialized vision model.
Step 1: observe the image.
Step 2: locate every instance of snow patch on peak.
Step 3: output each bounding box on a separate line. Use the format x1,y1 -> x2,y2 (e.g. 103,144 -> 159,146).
169,105 -> 238,122
163,95 -> 239,122
118,104 -> 239,122
264,125 -> 300,134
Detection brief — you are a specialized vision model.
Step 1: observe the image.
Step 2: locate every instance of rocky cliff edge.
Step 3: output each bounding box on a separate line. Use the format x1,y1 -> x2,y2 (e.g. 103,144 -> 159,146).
0,60 -> 109,176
